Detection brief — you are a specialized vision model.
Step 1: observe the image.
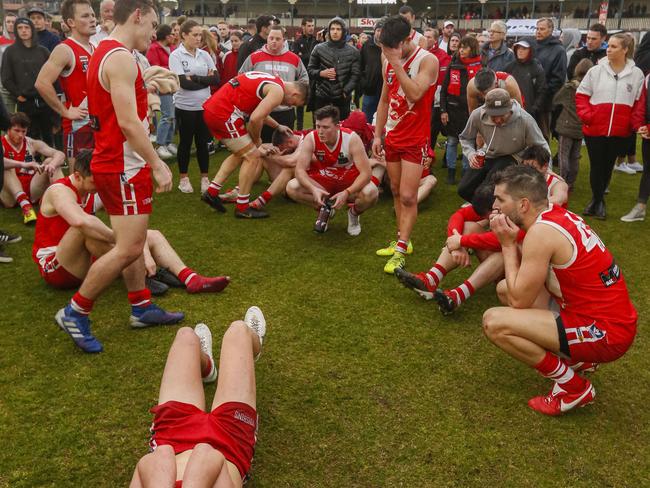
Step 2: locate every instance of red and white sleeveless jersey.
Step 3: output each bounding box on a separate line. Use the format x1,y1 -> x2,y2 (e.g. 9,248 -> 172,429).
32,176 -> 96,264
309,127 -> 355,173
3,135 -> 36,175
203,71 -> 284,119
87,39 -> 149,175
59,38 -> 94,133
537,205 -> 637,331
384,47 -> 435,147
546,172 -> 568,208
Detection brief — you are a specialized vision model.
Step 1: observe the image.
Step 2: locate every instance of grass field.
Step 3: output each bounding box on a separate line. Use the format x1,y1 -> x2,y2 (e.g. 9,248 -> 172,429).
0,138 -> 648,487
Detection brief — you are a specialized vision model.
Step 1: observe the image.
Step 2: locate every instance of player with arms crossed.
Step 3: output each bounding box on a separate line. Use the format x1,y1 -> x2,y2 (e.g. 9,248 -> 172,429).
36,0 -> 96,170
130,307 -> 267,488
372,15 -> 438,273
484,165 -> 637,415
201,71 -> 308,218
286,105 -> 376,235
55,0 -> 179,353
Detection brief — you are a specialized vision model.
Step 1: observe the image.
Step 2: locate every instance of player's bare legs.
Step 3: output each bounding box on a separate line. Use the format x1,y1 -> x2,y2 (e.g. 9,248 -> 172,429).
286,177 -> 323,208
250,164 -> 294,210
0,169 -> 37,224
417,174 -> 437,203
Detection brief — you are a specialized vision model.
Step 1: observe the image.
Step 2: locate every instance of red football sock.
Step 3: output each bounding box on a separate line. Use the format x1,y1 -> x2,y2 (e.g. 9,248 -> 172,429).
201,356 -> 213,378
178,267 -> 198,286
535,351 -> 586,392
371,175 -> 381,187
128,289 -> 152,308
236,193 -> 250,212
448,280 -> 475,305
15,191 -> 32,211
71,292 -> 94,315
259,190 -> 273,205
207,181 -> 222,197
394,239 -> 408,255
425,263 -> 447,288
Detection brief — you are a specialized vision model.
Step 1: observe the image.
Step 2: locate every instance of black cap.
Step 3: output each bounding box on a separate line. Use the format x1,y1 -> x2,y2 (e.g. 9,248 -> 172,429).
27,6 -> 46,17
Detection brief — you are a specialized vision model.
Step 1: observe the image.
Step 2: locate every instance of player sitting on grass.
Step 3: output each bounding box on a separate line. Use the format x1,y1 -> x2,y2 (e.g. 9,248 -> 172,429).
286,105 -> 376,236
0,112 -> 65,225
485,165 -> 637,416
130,307 -> 266,488
520,145 -> 569,208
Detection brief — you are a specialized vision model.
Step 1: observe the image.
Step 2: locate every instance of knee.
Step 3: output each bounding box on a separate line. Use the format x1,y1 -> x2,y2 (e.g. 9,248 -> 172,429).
116,242 -> 146,264
147,229 -> 163,244
286,179 -> 299,198
400,191 -> 417,208
482,308 -> 506,341
175,326 -> 200,348
359,184 -> 378,204
223,320 -> 250,342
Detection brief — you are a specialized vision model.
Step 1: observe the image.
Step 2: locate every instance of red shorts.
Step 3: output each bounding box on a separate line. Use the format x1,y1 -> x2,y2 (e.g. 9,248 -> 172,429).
149,400 -> 257,479
64,126 -> 94,158
307,167 -> 360,195
384,139 -> 428,165
204,108 -> 247,140
556,310 -> 637,363
93,167 -> 152,216
37,254 -> 83,289
17,173 -> 34,199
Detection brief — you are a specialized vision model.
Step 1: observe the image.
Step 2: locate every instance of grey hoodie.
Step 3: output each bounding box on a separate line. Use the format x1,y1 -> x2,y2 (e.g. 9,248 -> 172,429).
561,29 -> 582,62
459,100 -> 550,162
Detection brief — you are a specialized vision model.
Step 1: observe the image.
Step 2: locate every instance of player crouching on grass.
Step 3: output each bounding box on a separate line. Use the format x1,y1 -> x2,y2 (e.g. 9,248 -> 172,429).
130,307 -> 266,488
33,150 -> 229,353
286,105 -> 376,236
484,165 -> 637,416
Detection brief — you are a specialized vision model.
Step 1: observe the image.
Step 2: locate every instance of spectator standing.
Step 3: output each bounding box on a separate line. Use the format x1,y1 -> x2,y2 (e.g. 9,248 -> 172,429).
553,58 -> 592,190
307,17 -> 360,121
89,0 -> 114,45
532,18 -> 567,141
440,36 -> 482,184
634,30 -> 650,75
242,19 -> 256,43
216,21 -> 231,52
398,5 -> 424,48
447,32 -> 461,56
423,27 -> 451,151
560,28 -> 581,62
0,13 -> 16,112
439,20 -> 454,52
28,7 -> 60,52
480,21 -> 514,72
169,20 -> 219,194
359,18 -> 384,123
568,24 -> 607,79
239,25 -> 308,141
1,18 -> 53,146
147,24 -> 177,159
221,31 -> 242,84
576,33 -> 644,219
291,18 -> 318,129
237,15 -> 276,70
504,39 -> 546,117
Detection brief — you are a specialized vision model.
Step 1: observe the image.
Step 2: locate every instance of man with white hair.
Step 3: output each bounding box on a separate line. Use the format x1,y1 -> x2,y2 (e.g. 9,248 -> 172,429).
480,20 -> 514,72
90,0 -> 114,45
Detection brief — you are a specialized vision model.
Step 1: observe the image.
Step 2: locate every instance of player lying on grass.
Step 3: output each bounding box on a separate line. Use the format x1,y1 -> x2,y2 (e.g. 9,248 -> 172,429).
484,165 -> 637,416
130,307 -> 266,488
35,150 -> 228,353
286,105 -> 376,236
0,112 -> 65,225
370,149 -> 438,206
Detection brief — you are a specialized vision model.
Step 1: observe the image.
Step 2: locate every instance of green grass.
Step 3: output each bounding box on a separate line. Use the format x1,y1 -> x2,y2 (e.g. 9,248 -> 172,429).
0,138 -> 648,487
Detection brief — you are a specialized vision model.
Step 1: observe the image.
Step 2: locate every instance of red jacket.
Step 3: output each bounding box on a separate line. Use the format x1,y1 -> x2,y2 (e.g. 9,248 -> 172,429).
221,50 -> 239,87
429,44 -> 451,87
575,58 -> 644,137
631,74 -> 650,131
146,41 -> 171,69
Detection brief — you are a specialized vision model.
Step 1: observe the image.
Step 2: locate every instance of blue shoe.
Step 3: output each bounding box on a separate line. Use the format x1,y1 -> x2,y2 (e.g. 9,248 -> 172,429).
55,305 -> 103,353
130,303 -> 184,328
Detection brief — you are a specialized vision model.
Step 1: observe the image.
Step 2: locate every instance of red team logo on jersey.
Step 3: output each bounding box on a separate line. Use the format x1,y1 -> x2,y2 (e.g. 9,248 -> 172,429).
79,55 -> 89,72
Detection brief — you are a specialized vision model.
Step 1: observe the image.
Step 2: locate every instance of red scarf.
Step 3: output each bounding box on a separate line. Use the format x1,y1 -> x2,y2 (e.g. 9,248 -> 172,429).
448,55 -> 483,96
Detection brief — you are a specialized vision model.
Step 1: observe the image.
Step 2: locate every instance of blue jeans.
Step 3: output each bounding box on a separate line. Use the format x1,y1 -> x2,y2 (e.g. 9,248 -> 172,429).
445,136 -> 469,170
362,94 -> 380,123
156,93 -> 175,146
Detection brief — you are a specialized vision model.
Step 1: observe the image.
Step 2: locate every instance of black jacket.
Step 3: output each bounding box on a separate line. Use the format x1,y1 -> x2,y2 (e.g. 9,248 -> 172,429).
634,33 -> 650,75
440,54 -> 476,138
237,33 -> 266,70
36,29 -> 60,53
307,18 -> 360,101
531,35 -> 567,109
292,34 -> 318,68
1,20 -> 50,100
359,36 -> 382,96
567,46 -> 606,79
505,51 -> 546,116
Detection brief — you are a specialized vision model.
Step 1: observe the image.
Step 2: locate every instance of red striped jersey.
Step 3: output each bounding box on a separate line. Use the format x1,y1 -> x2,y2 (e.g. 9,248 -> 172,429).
203,71 -> 284,119
309,127 -> 355,172
59,38 -> 94,133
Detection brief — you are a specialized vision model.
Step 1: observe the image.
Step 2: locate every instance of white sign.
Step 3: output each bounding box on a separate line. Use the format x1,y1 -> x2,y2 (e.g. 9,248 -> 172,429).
505,18 -> 560,37
357,0 -> 396,4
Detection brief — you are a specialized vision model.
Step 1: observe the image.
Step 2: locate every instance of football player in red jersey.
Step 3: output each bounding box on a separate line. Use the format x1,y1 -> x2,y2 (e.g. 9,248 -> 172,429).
286,105 -> 376,235
372,16 -> 438,274
484,165 -> 637,416
36,0 -> 96,171
520,145 -> 569,208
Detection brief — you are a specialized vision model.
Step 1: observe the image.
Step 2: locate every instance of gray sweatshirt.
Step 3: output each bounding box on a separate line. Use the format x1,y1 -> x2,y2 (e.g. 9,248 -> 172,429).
460,101 -> 550,163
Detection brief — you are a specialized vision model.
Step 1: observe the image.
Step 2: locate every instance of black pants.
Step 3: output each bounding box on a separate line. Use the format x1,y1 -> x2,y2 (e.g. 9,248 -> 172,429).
313,96 -> 350,124
261,109 -> 295,144
296,106 -> 305,130
18,99 -> 53,148
638,138 -> 650,204
584,135 -> 627,203
617,133 -> 637,157
176,108 -> 211,174
430,106 -> 445,149
457,155 -> 517,202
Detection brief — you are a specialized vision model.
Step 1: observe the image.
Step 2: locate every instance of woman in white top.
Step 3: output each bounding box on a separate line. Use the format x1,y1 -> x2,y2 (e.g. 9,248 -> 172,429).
169,20 -> 219,193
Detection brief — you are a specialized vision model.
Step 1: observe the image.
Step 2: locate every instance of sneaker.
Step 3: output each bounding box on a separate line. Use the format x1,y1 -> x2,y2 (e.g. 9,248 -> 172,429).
166,143 -> 178,156
433,289 -> 457,316
620,203 -> 646,222
54,305 -> 103,353
383,252 -> 405,274
154,267 -> 185,288
130,303 -> 185,328
249,197 -> 266,210
157,145 -> 173,159
23,208 -> 37,226
528,380 -> 595,416
208,141 -> 216,155
194,323 -> 218,383
0,247 -> 13,263
219,187 -> 239,203
200,177 -> 210,194
627,161 -> 643,172
201,191 -> 227,213
347,208 -> 361,236
614,162 -> 637,175
178,177 -> 194,193
314,203 -> 335,233
145,276 -> 169,296
394,268 -> 436,300
0,230 -> 21,244
235,206 -> 269,219
149,133 -> 157,143
376,240 -> 413,256
244,306 -> 267,361
186,275 -> 230,294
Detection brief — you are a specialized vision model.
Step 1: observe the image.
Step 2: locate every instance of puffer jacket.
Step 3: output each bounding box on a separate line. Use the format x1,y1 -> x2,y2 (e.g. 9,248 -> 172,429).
567,46 -> 607,79
552,79 -> 583,139
576,58 -> 645,137
630,74 -> 650,130
505,43 -> 546,116
480,41 -> 514,72
307,17 -> 360,101
532,35 -> 567,108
